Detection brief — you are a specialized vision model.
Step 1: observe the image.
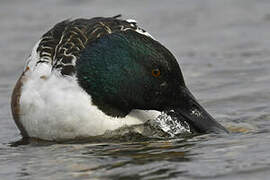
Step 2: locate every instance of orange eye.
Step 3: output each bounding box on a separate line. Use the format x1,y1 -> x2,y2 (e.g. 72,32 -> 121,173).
152,68 -> 161,77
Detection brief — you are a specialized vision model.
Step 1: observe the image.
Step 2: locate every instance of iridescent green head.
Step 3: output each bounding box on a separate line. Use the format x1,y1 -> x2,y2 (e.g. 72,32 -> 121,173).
76,30 -> 228,134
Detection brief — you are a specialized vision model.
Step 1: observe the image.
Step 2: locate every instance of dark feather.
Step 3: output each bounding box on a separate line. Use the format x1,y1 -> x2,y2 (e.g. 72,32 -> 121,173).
36,16 -> 146,76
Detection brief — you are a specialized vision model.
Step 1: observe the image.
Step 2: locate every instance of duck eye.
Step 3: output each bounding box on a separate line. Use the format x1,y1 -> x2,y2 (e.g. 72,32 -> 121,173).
152,68 -> 161,77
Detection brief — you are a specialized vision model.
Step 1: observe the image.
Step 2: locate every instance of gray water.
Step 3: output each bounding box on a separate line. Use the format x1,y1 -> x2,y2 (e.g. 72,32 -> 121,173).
1,0 -> 270,179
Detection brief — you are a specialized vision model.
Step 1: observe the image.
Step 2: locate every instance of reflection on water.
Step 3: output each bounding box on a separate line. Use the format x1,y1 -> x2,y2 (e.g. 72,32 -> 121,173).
1,0 -> 270,179
8,138 -> 194,179
8,131 -> 270,180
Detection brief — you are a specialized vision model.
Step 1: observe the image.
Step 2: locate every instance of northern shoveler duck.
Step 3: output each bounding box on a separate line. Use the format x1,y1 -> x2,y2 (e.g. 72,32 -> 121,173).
11,15 -> 228,141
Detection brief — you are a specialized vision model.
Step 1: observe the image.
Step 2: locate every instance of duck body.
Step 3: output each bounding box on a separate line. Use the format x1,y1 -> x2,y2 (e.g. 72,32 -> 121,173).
11,16 -> 228,141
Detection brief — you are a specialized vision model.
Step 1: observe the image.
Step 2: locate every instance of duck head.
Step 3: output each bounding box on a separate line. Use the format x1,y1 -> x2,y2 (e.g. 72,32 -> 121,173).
76,30 -> 228,134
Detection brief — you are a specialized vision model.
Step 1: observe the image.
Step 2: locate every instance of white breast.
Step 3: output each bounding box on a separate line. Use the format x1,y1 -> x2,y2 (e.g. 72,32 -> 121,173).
19,41 -> 160,141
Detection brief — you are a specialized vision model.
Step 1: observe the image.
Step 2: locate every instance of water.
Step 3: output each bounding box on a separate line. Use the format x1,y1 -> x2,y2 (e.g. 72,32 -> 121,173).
1,0 -> 270,179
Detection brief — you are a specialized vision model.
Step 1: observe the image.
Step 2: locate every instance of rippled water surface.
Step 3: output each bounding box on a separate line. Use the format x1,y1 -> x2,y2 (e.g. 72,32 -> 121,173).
1,0 -> 270,179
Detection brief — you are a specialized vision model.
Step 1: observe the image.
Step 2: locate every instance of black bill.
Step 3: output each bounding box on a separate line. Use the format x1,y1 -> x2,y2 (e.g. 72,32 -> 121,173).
169,88 -> 228,134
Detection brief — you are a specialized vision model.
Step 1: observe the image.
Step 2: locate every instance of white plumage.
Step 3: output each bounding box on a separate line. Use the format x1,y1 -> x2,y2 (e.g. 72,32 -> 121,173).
19,40 -> 160,141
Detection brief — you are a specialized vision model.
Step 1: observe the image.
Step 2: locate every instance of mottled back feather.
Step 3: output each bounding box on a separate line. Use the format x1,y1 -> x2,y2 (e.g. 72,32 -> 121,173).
36,16 -> 149,76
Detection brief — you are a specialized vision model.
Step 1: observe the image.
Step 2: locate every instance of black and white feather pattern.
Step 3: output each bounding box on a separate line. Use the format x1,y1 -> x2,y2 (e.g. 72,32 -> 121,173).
35,16 -> 153,76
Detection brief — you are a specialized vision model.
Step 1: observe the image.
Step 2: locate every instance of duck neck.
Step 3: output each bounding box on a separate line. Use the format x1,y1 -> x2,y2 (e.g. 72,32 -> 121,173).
91,96 -> 131,118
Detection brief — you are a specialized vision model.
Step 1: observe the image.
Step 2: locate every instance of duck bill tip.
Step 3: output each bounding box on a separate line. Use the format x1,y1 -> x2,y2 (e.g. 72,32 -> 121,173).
168,88 -> 229,134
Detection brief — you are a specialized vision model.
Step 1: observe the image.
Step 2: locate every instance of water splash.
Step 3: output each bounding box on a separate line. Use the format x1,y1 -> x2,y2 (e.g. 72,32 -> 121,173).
103,111 -> 191,140
154,111 -> 191,137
